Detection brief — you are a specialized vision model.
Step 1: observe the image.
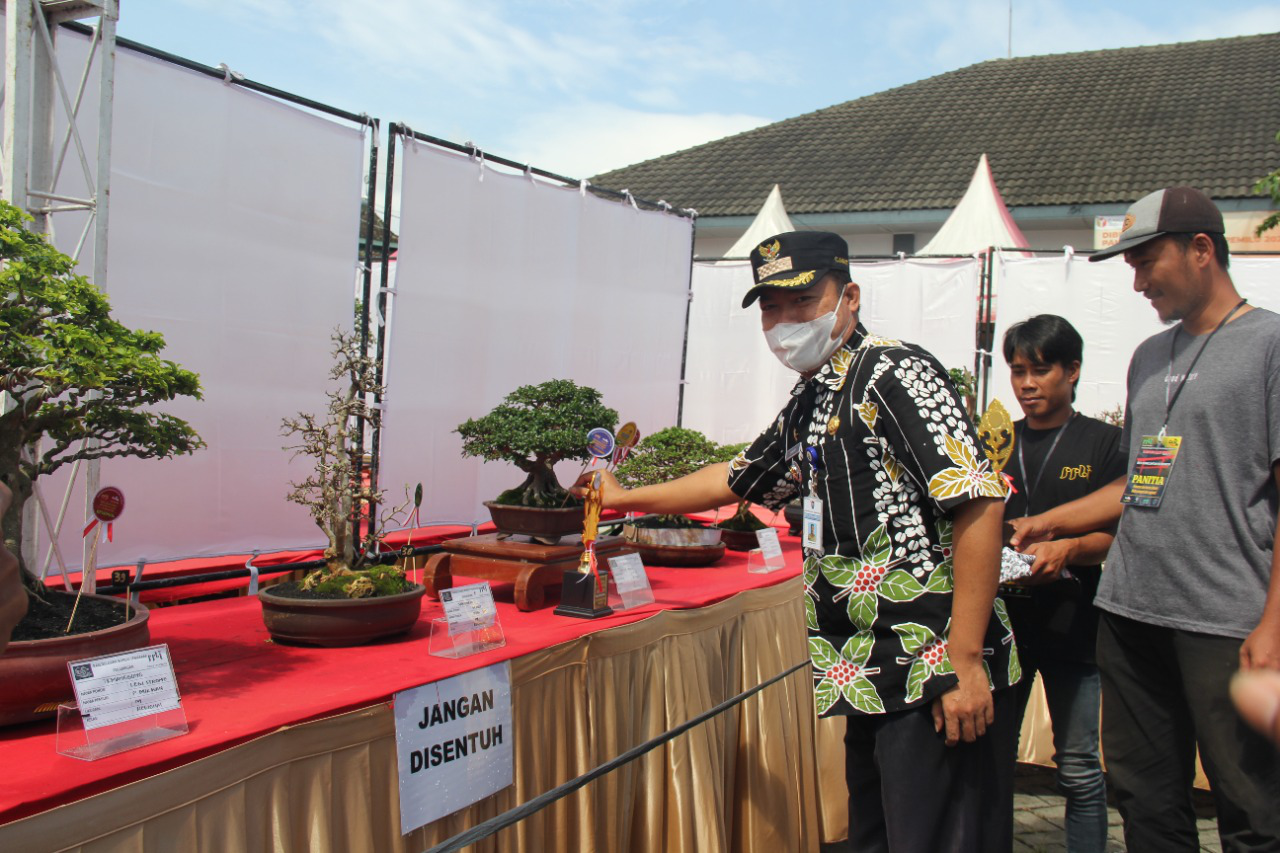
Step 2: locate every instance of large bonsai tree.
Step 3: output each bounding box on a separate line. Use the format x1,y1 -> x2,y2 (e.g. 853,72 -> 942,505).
282,330 -> 410,596
456,379 -> 618,507
0,200 -> 204,601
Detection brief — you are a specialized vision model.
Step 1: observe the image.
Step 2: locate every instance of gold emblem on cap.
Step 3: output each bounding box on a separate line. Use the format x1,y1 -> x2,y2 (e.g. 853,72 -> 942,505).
759,239 -> 781,261
826,416 -> 840,436
1121,213 -> 1135,234
762,269 -> 815,288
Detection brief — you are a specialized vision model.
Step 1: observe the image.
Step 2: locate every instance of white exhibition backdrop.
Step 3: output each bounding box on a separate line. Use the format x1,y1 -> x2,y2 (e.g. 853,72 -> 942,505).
682,258 -> 981,446
36,32 -> 366,572
991,254 -> 1280,419
378,142 -> 693,526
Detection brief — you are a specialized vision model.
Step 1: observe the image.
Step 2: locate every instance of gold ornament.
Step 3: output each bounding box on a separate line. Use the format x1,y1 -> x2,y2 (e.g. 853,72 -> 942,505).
827,416 -> 840,436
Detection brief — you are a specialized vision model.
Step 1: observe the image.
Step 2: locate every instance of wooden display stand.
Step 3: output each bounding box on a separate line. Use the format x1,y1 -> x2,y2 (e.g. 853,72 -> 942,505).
422,533 -> 634,611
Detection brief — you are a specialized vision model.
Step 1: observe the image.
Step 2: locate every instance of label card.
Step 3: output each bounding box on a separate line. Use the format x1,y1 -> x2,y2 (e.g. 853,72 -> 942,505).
439,582 -> 497,636
755,528 -> 786,571
68,645 -> 181,731
608,552 -> 654,609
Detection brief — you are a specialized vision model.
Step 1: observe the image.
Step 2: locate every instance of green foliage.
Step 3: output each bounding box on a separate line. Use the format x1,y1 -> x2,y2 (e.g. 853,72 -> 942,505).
301,563 -> 408,599
456,379 -> 617,503
0,200 -> 204,579
614,426 -> 739,489
1096,404 -> 1124,428
1254,129 -> 1280,237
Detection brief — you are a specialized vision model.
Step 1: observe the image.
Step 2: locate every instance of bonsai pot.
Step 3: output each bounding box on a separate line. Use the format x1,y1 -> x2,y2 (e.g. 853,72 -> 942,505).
258,583 -> 426,647
714,526 -> 764,552
623,521 -> 726,567
483,501 -> 584,544
0,592 -> 151,727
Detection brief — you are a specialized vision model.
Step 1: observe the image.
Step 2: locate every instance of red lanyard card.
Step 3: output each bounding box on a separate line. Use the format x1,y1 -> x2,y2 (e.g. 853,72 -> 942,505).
1121,434 -> 1181,508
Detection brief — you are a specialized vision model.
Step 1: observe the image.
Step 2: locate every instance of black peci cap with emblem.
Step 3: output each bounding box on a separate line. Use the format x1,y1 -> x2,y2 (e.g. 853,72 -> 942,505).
742,230 -> 851,308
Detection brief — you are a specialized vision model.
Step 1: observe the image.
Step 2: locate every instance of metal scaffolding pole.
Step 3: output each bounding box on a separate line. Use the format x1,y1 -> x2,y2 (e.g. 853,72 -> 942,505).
3,0 -> 119,590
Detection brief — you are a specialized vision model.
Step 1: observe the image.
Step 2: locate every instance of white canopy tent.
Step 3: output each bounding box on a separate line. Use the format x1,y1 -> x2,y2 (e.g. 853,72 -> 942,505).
919,154 -> 1030,255
719,184 -> 795,261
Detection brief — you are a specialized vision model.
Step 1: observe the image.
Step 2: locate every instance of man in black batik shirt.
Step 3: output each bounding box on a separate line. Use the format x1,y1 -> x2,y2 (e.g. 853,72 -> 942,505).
999,315 -> 1124,853
575,231 -> 1020,852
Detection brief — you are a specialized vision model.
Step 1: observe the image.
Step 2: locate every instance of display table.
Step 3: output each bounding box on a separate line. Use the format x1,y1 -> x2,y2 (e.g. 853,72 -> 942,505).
0,537 -> 829,852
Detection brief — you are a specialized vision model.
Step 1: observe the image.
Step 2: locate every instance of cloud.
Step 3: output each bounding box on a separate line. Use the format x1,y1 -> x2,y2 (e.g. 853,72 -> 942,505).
494,102 -> 771,179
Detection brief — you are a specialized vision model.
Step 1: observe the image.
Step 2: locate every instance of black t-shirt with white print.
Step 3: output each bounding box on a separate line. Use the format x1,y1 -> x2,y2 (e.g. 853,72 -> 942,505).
1001,414 -> 1125,664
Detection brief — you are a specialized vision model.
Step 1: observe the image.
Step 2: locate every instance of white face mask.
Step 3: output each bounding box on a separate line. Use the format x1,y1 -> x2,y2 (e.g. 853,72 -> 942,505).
764,287 -> 852,374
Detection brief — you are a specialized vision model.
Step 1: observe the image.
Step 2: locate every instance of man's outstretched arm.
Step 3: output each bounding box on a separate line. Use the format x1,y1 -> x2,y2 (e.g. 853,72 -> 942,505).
1008,477 -> 1126,549
571,462 -> 738,516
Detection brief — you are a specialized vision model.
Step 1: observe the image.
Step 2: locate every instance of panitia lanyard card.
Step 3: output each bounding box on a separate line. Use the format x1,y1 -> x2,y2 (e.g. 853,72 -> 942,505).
1120,434 -> 1181,508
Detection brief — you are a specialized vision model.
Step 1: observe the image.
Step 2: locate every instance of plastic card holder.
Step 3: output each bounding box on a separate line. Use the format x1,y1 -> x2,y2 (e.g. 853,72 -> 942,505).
428,616 -> 506,659
56,702 -> 189,761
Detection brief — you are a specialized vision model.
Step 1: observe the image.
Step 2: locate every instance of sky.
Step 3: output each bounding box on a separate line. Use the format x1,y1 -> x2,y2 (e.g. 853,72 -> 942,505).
118,0 -> 1280,181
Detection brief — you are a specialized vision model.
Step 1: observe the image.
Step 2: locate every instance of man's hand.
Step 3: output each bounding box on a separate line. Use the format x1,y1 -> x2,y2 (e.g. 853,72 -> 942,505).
1007,514 -> 1053,550
569,469 -> 626,510
1241,617 -> 1280,671
1232,669 -> 1280,745
1018,539 -> 1074,585
931,662 -> 994,746
0,482 -> 29,653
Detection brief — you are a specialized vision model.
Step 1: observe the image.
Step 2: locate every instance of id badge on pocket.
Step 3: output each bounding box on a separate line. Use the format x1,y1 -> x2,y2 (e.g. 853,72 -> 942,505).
1120,434 -> 1182,508
802,495 -> 824,551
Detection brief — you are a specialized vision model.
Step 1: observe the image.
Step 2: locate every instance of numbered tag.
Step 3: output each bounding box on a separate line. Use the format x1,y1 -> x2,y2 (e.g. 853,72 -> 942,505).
802,495 -> 824,551
440,582 -> 497,636
1121,434 -> 1182,508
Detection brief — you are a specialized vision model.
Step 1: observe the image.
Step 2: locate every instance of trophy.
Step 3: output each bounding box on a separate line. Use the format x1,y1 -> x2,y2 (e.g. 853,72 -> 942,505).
555,470 -> 613,618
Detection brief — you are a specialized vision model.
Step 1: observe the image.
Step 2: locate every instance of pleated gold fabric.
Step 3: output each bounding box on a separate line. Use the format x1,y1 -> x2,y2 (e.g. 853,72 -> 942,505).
0,581 -> 826,853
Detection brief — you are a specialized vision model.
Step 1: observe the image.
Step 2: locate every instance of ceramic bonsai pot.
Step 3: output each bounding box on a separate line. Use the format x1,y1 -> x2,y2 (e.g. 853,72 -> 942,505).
0,592 -> 151,727
483,501 -> 585,544
258,583 -> 426,647
622,522 -> 726,567
714,526 -> 764,552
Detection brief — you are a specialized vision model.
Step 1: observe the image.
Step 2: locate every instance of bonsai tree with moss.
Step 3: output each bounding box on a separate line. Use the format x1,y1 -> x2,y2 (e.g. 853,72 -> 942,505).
0,200 -> 204,614
281,330 -> 411,598
615,427 -> 740,527
456,379 -> 618,507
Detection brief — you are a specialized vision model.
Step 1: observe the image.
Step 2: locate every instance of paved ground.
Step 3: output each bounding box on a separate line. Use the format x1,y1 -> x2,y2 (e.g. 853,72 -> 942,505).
820,763 -> 1222,852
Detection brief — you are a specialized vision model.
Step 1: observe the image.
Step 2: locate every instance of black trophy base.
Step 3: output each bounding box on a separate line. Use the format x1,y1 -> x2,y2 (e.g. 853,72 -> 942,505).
554,569 -> 613,619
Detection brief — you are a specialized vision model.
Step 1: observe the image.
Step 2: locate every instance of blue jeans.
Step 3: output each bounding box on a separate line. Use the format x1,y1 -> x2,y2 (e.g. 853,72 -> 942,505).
1014,655 -> 1108,853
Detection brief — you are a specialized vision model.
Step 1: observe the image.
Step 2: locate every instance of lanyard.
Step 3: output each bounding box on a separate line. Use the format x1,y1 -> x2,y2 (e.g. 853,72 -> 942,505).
1162,299 -> 1247,438
1016,413 -> 1074,517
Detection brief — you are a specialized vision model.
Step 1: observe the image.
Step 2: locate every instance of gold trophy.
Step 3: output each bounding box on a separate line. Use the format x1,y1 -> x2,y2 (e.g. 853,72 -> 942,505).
556,471 -> 613,618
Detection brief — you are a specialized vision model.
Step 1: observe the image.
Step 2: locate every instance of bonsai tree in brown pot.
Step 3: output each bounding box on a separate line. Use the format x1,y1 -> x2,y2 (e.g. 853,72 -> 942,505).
455,379 -> 617,543
0,200 -> 204,724
258,330 -> 420,647
614,427 -> 739,566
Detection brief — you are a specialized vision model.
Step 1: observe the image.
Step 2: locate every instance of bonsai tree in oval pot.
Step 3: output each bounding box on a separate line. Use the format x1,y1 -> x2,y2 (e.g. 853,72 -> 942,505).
0,200 -> 205,725
615,427 -> 739,567
456,379 -> 617,544
258,330 -> 420,647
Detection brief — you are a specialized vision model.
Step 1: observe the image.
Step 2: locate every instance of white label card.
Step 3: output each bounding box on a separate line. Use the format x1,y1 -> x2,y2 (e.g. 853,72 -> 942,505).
803,496 -> 824,551
755,528 -> 784,560
68,644 -> 182,731
440,582 -> 497,636
607,552 -> 649,594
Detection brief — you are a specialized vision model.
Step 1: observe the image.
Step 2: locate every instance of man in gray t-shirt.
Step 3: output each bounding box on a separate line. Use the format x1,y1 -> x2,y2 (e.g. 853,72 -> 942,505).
1010,187 -> 1280,852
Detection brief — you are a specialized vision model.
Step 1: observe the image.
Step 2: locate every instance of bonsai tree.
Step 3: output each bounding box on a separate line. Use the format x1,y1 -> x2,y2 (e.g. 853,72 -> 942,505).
0,200 -> 204,608
281,330 -> 410,597
615,427 -> 740,527
455,379 -> 618,507
707,442 -> 767,532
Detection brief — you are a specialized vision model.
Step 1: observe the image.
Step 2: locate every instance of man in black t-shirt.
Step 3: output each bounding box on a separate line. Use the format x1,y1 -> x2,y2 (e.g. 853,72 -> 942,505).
1000,315 -> 1125,853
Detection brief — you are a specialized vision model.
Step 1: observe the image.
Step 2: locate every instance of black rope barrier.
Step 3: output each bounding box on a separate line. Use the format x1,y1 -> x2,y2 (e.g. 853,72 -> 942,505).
426,658 -> 813,853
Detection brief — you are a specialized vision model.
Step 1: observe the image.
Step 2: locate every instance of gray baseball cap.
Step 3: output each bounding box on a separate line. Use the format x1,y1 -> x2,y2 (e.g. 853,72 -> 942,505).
1090,186 -> 1225,262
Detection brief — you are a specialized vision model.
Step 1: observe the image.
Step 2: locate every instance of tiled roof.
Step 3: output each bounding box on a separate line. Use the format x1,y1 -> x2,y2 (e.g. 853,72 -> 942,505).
593,33 -> 1280,217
